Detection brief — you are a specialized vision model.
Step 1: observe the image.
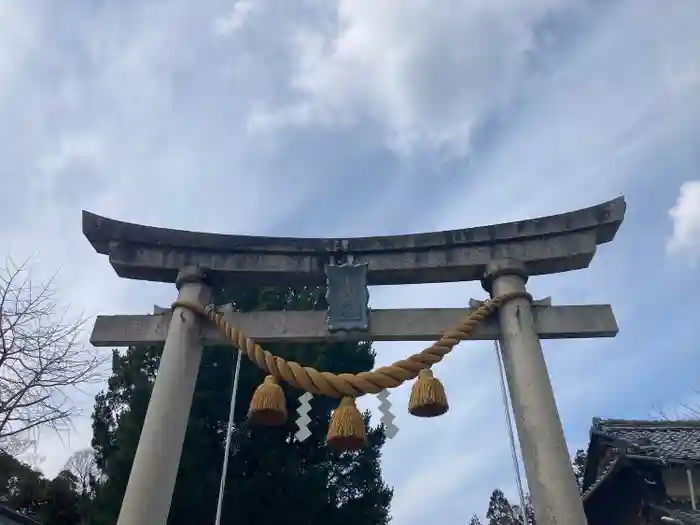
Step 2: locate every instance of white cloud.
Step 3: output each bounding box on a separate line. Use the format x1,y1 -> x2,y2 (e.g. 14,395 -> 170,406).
667,181 -> 700,259
214,0 -> 256,37
37,133 -> 105,174
0,1 -> 40,102
247,0 -> 582,156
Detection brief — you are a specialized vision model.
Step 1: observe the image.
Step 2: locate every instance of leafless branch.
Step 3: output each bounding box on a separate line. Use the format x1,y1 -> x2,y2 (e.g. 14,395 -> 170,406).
678,389 -> 700,419
0,257 -> 106,452
64,448 -> 100,493
652,389 -> 700,421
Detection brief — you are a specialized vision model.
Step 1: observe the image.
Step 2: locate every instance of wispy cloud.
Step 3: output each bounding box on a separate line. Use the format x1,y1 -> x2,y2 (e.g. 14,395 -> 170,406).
667,181 -> 700,260
246,0 -> 594,157
214,0 -> 256,37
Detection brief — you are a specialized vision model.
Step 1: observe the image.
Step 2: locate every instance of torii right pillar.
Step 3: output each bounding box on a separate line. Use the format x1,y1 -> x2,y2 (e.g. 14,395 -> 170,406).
483,259 -> 588,525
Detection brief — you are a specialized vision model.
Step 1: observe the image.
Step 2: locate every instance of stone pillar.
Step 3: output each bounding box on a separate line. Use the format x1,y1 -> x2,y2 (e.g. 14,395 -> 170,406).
117,267 -> 212,525
482,259 -> 587,525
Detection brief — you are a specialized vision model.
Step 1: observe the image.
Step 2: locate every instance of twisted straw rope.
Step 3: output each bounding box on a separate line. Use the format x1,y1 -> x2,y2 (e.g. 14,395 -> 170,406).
172,291 -> 529,398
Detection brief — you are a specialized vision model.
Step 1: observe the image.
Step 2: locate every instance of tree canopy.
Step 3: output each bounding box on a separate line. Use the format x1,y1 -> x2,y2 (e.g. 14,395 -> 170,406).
472,449 -> 588,525
0,450 -> 84,525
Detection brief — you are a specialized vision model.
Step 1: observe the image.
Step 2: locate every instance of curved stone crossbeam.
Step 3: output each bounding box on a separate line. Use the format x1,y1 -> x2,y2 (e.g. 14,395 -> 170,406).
82,197 -> 625,285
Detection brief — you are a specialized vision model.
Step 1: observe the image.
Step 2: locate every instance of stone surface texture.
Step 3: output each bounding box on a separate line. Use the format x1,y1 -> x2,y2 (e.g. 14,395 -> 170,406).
89,304 -> 618,346
82,197 -> 626,285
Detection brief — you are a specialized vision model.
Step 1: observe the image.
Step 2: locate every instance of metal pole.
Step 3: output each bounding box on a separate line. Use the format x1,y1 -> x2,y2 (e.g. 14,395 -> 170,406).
494,340 -> 529,525
687,467 -> 697,511
214,348 -> 243,525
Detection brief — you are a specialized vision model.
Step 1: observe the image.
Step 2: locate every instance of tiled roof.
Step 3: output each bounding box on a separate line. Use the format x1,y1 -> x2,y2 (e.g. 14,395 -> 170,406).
0,504 -> 42,525
582,457 -> 620,501
591,419 -> 700,462
650,502 -> 700,525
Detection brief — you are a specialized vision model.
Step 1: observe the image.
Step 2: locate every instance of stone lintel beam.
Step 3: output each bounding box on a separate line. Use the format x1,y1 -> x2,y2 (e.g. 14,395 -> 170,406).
82,197 -> 626,285
90,304 -> 618,347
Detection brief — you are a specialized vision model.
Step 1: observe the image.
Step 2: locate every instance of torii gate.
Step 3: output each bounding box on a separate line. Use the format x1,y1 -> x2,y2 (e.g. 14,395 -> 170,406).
84,197 -> 626,525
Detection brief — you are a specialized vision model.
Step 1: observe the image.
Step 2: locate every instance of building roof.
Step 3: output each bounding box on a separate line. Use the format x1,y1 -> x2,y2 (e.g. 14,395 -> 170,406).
582,418 -> 700,525
0,504 -> 41,525
582,456 -> 620,501
649,501 -> 700,525
591,418 -> 700,462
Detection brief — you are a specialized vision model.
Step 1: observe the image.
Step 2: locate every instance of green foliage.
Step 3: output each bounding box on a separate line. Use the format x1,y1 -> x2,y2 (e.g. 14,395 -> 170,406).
0,452 -> 85,524
39,471 -> 82,525
90,285 -> 393,525
481,448 -> 589,524
572,448 -> 588,491
486,489 -> 530,525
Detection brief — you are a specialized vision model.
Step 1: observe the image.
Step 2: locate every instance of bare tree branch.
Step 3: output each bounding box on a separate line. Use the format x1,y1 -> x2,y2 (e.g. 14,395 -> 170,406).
652,389 -> 700,421
64,448 -> 100,494
677,388 -> 700,419
0,257 -> 106,453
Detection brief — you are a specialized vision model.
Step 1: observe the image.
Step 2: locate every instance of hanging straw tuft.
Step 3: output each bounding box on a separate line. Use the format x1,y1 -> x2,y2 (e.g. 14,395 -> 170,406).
326,396 -> 367,451
408,368 -> 449,417
248,375 -> 287,426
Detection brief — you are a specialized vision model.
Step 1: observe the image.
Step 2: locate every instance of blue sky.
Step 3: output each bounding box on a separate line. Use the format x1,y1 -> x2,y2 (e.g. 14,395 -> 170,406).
2,0 -> 700,522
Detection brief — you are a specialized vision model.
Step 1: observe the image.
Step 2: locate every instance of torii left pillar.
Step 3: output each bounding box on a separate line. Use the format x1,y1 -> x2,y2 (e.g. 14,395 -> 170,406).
117,266 -> 211,525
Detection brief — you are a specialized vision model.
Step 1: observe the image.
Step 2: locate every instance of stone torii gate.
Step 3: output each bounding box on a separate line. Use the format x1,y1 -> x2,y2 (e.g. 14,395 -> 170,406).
83,197 -> 626,525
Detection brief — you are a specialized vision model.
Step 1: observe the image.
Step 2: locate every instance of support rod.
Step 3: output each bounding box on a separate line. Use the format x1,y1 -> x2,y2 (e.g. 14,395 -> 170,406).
214,348 -> 243,525
688,467 -> 697,511
494,340 -> 529,525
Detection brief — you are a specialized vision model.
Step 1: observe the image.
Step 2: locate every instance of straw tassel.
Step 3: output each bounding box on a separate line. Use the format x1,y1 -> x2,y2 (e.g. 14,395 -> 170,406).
326,397 -> 367,451
247,375 -> 287,426
408,368 -> 449,417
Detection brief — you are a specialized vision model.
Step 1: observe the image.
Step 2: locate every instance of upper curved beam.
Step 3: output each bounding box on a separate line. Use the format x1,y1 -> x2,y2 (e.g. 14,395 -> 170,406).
82,197 -> 626,285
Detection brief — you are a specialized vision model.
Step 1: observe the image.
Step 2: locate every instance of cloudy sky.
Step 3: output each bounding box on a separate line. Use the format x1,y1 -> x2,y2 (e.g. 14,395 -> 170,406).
2,0 -> 700,522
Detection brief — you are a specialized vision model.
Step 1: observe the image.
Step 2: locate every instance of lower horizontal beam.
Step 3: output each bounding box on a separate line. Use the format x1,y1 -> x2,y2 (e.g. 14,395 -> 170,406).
90,305 -> 618,347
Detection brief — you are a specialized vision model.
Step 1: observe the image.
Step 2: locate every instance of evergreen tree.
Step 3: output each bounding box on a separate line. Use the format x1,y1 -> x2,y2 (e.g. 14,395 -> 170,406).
486,489 -> 524,525
572,449 -> 587,492
480,449 -> 588,523
0,451 -> 83,524
38,470 -> 82,525
0,450 -> 45,517
524,494 -> 535,525
91,285 -> 392,525
470,513 -> 483,525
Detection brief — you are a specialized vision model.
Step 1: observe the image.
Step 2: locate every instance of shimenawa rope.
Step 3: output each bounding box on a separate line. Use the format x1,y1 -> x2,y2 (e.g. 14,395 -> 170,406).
172,290 -> 530,450
172,290 -> 529,399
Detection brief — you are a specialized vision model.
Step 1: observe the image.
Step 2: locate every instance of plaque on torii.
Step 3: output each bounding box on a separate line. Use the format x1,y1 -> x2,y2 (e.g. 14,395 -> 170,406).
83,197 -> 626,525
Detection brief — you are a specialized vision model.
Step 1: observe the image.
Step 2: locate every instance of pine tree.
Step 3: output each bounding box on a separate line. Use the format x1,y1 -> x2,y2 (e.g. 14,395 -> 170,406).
486,489 -> 523,525
37,470 -> 82,525
479,450 -> 588,523
572,449 -> 588,492
0,451 -> 83,524
90,285 -> 393,525
524,494 -> 535,525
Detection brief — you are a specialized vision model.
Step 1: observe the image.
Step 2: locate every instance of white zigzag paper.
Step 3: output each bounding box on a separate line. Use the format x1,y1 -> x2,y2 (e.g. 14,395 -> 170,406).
295,392 -> 313,442
377,390 -> 399,439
